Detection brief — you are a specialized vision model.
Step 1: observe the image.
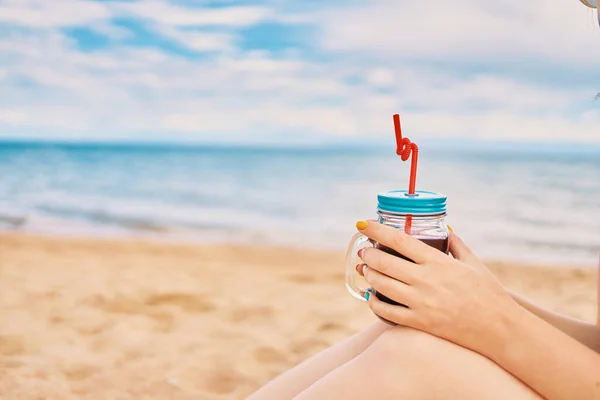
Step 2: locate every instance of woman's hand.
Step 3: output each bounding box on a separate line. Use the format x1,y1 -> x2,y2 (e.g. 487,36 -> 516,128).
355,220 -> 521,355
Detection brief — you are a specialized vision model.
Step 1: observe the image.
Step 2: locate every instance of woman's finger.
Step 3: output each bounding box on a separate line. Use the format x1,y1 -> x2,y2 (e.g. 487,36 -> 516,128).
448,232 -> 478,264
355,263 -> 367,276
366,292 -> 417,327
363,265 -> 417,308
356,220 -> 439,264
359,247 -> 420,284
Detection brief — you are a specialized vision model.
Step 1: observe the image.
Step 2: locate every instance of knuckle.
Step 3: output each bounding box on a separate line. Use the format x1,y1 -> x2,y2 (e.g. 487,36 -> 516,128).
376,279 -> 393,297
414,313 -> 432,331
422,296 -> 440,312
411,267 -> 427,282
377,254 -> 393,274
369,272 -> 392,296
395,310 -> 412,327
365,269 -> 381,288
389,306 -> 412,327
391,231 -> 408,249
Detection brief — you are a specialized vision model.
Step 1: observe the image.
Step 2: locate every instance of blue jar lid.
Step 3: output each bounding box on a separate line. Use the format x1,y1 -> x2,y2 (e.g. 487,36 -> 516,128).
377,190 -> 447,215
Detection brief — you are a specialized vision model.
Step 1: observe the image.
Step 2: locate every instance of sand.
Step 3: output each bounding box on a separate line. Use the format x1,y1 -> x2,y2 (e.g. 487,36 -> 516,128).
0,233 -> 597,400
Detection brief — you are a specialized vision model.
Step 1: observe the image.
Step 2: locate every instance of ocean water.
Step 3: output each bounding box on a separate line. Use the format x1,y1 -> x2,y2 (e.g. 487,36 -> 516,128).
1,141 -> 599,267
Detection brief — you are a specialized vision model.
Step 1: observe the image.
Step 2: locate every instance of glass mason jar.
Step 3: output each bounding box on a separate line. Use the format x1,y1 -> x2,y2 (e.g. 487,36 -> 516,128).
345,190 -> 450,315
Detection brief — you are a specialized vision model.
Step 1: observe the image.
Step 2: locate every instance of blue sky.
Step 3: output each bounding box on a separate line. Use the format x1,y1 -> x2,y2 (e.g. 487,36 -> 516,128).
0,0 -> 599,144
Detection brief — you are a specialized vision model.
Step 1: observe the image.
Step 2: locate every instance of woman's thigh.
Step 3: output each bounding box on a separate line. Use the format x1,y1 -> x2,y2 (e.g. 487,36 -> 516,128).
294,326 -> 542,400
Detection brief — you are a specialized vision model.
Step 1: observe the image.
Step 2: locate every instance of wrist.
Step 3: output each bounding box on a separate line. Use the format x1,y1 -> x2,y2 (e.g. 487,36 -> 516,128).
485,299 -> 533,364
479,296 -> 529,361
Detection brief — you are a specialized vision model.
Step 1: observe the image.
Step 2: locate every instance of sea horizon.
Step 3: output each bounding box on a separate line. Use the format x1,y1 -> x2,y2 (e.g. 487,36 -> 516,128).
1,140 -> 599,267
2,137 -> 600,154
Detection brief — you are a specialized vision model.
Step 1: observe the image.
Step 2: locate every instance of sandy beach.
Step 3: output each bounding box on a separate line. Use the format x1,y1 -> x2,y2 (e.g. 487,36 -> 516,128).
0,233 -> 597,399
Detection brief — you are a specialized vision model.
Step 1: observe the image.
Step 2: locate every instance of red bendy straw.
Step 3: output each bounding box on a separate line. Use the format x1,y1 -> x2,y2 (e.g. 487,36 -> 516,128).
393,114 -> 419,233
393,114 -> 419,194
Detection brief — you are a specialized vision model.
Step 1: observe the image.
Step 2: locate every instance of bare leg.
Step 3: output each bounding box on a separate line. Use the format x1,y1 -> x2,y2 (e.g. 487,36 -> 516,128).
294,326 -> 542,400
246,321 -> 391,400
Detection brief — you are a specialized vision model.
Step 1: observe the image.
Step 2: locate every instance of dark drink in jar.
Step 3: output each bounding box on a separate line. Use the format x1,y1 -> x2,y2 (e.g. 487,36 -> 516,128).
345,190 -> 450,324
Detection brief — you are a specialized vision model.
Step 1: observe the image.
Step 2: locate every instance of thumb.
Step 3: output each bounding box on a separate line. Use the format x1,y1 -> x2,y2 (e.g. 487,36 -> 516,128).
448,232 -> 480,266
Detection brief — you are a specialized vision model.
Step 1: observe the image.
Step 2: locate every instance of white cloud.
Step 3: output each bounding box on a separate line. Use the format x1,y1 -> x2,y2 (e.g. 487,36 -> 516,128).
152,25 -> 236,52
0,0 -> 109,28
89,21 -> 133,40
0,0 -> 598,144
0,108 -> 28,125
402,112 -> 600,142
366,68 -> 395,87
316,0 -> 600,64
402,73 -> 582,111
110,0 -> 273,27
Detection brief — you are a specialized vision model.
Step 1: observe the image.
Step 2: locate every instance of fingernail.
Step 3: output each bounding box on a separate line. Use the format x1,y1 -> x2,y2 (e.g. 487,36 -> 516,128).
364,291 -> 370,300
357,248 -> 364,258
448,225 -> 454,233
356,263 -> 367,275
356,220 -> 369,230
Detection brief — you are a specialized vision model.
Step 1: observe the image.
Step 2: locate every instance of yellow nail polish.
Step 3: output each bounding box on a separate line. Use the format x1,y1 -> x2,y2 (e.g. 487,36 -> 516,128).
448,225 -> 454,233
356,220 -> 369,230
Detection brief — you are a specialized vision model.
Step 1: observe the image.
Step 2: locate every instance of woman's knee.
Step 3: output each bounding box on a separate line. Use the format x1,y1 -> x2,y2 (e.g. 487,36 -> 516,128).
348,326 -> 449,398
362,325 -> 492,380
361,325 -> 541,399
357,325 -> 447,386
365,325 -> 443,363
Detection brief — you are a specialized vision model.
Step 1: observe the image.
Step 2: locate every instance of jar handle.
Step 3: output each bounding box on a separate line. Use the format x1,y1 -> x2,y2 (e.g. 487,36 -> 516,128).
345,233 -> 373,301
